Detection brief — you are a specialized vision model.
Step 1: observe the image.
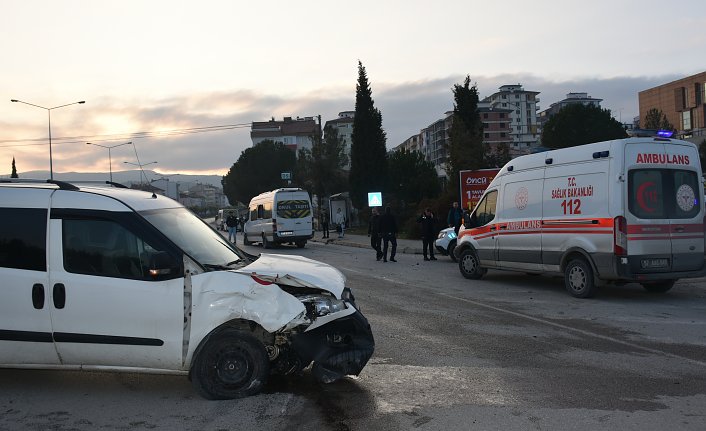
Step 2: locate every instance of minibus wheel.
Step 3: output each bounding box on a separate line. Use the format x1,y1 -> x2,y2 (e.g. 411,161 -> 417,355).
459,248 -> 486,279
262,234 -> 271,249
641,280 -> 675,293
564,258 -> 596,298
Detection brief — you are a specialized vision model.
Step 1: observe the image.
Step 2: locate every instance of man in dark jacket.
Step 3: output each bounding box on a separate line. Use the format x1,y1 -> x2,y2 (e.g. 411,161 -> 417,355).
447,201 -> 463,234
379,206 -> 397,262
226,212 -> 238,243
417,207 -> 437,261
368,207 -> 382,260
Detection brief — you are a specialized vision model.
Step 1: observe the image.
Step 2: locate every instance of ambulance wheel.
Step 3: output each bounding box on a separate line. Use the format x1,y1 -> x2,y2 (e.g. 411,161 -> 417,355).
262,234 -> 271,249
641,280 -> 675,293
447,240 -> 457,262
243,233 -> 252,246
459,249 -> 486,279
564,258 -> 596,298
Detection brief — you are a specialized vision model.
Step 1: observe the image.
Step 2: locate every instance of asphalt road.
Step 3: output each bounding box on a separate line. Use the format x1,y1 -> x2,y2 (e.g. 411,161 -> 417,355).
1,235 -> 705,431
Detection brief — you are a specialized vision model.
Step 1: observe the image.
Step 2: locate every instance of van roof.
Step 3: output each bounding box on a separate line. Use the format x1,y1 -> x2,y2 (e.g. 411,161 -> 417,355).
0,179 -> 182,212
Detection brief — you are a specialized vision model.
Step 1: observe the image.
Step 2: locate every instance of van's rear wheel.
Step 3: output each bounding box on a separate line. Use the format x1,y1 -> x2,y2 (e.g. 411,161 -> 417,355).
641,279 -> 676,293
295,240 -> 306,248
459,248 -> 486,279
243,233 -> 252,246
564,258 -> 596,298
262,234 -> 271,249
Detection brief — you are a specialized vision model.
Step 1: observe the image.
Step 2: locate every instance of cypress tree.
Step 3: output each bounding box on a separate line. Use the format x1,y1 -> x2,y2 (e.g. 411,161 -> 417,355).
11,157 -> 18,178
350,61 -> 387,209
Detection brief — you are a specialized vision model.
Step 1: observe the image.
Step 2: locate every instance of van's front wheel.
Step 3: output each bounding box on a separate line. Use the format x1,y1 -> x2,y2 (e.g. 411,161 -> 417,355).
262,234 -> 271,249
641,279 -> 676,293
190,330 -> 269,400
564,258 -> 596,298
459,248 -> 486,279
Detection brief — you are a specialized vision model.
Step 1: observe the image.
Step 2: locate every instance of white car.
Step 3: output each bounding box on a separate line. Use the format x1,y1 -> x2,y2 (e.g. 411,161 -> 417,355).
434,227 -> 458,261
0,180 -> 374,399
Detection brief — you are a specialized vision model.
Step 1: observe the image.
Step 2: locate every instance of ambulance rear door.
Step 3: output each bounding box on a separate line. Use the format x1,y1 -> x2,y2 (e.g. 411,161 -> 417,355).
624,141 -> 704,274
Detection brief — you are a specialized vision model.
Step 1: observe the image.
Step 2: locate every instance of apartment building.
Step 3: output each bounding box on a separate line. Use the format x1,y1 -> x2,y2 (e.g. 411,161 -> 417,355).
638,71 -> 706,141
537,92 -> 603,128
324,111 -> 354,170
483,84 -> 540,153
250,116 -> 320,152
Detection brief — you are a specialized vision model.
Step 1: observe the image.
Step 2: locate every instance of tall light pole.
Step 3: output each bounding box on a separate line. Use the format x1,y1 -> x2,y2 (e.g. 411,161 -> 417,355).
10,98 -> 86,180
124,160 -> 157,185
86,141 -> 132,182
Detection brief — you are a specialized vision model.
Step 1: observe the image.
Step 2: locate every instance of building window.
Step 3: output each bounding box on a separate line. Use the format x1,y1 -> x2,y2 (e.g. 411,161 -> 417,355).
483,113 -> 488,119
682,110 -> 692,130
515,94 -> 519,99
484,123 -> 489,128
500,123 -> 505,128
502,103 -> 507,107
499,113 -> 505,118
502,95 -> 507,99
484,133 -> 490,138
500,133 -> 506,138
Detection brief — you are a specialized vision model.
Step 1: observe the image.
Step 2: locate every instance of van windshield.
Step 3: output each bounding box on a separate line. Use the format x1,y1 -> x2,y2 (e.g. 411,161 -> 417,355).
140,207 -> 246,269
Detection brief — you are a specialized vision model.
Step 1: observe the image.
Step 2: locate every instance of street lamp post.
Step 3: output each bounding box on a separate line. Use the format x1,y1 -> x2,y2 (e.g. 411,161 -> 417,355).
10,98 -> 86,180
86,141 -> 132,182
124,161 -> 157,185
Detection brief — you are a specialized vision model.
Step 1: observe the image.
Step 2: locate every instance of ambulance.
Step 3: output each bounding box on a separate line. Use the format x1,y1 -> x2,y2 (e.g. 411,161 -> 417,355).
455,134 -> 706,298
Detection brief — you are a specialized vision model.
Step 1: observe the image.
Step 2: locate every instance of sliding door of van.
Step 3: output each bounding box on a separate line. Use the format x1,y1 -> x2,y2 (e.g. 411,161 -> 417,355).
0,189 -> 60,365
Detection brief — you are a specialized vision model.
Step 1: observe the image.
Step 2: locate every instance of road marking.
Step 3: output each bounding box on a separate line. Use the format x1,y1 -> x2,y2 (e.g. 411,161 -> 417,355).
435,291 -> 706,368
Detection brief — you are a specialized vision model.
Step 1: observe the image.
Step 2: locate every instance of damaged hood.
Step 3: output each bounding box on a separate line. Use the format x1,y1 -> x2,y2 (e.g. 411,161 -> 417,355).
237,253 -> 346,298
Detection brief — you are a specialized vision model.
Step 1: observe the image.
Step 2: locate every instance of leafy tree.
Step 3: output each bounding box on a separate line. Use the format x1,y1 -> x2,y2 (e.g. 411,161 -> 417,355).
542,104 -> 628,149
485,143 -> 512,168
11,157 -> 18,178
350,61 -> 388,209
447,76 -> 484,197
643,108 -> 675,131
295,125 -> 349,207
222,140 -> 296,205
388,149 -> 440,205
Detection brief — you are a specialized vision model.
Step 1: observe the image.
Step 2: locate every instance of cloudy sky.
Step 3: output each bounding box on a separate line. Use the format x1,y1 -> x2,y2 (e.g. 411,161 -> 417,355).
1,0 -> 704,177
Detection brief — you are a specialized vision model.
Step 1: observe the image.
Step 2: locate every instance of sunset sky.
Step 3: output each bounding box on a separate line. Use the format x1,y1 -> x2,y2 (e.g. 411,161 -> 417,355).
2,0 -> 704,177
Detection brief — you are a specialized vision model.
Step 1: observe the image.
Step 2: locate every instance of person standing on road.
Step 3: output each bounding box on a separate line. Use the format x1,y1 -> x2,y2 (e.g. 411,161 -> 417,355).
417,207 -> 437,261
447,201 -> 463,235
335,208 -> 346,238
226,212 -> 238,243
379,206 -> 397,262
321,209 -> 330,239
368,207 -> 382,261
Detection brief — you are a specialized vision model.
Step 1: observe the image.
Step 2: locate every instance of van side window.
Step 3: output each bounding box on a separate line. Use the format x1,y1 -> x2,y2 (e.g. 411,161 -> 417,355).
475,190 -> 498,226
63,218 -> 168,280
250,206 -> 257,221
257,205 -> 264,219
629,169 -> 700,219
0,208 -> 47,271
263,203 -> 272,219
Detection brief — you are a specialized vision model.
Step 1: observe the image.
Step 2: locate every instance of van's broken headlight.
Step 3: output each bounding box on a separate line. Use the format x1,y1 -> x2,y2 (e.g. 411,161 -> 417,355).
297,294 -> 347,317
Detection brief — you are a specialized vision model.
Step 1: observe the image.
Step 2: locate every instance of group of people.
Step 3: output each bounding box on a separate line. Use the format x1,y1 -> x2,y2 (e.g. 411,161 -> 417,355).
366,201 -> 465,262
320,208 -> 347,239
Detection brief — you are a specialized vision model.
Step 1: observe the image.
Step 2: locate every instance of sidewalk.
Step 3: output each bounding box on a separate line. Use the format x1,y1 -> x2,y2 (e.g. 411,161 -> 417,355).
309,232 -> 424,255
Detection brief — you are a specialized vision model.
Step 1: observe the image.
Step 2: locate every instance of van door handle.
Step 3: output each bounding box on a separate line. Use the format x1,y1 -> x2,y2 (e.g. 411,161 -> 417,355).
53,283 -> 66,309
490,226 -> 497,231
674,226 -> 685,233
32,284 -> 45,309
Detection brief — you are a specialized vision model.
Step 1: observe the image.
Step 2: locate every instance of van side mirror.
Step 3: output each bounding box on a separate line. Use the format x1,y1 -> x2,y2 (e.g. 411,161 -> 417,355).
146,251 -> 179,279
464,212 -> 479,229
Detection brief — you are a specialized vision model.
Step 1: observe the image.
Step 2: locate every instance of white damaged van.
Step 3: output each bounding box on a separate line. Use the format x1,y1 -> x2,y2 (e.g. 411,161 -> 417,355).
455,134 -> 706,298
0,180 -> 374,399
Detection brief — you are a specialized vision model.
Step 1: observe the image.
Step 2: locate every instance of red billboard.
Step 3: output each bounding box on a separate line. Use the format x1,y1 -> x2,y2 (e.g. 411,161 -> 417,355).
459,168 -> 500,211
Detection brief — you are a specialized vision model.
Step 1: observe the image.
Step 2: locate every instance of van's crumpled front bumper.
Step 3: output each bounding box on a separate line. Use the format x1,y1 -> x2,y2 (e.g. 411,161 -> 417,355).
290,310 -> 374,382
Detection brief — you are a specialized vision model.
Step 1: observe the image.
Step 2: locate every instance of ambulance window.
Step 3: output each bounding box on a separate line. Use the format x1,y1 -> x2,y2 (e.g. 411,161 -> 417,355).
629,169 -> 700,219
475,190 -> 498,226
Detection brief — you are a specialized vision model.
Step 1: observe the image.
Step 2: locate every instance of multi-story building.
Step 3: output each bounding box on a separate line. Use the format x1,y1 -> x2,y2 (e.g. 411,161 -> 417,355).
422,112 -> 453,179
323,111 -> 354,170
392,134 -> 422,153
537,92 -> 603,129
250,116 -> 320,153
483,84 -> 540,153
478,102 -> 514,156
638,71 -> 706,142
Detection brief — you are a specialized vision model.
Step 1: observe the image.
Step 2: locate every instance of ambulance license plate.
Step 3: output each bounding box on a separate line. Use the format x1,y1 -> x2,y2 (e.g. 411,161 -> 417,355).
641,258 -> 668,269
